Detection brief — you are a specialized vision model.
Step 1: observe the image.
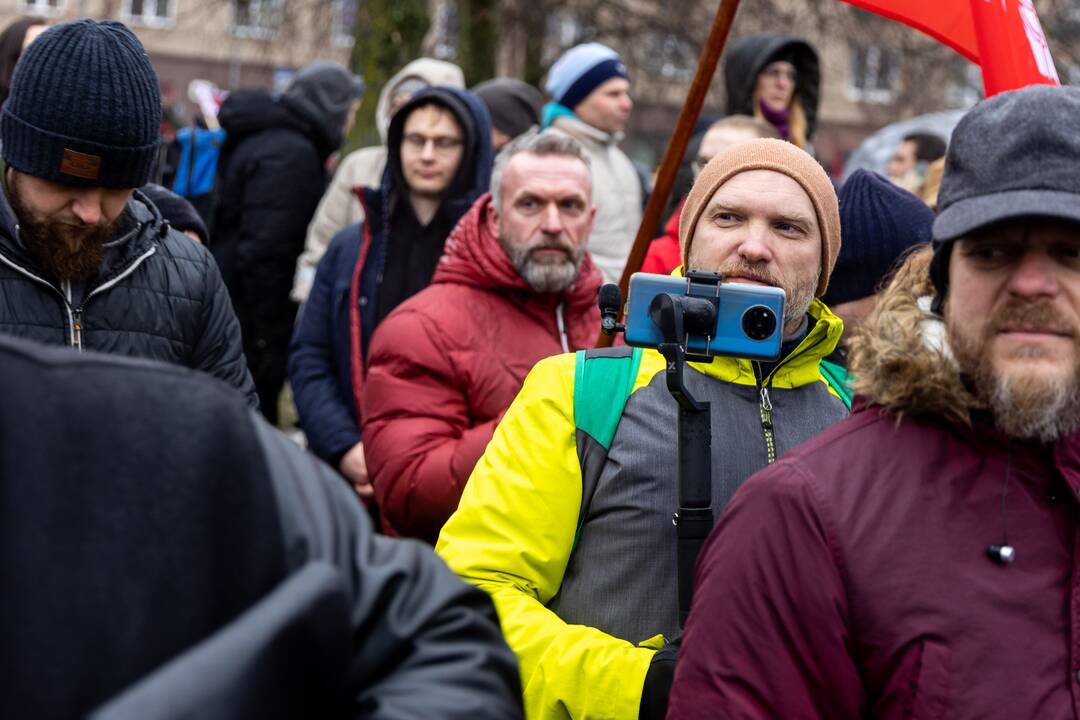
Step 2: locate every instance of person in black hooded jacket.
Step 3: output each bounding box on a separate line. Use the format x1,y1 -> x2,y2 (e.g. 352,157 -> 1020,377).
723,33 -> 820,150
288,86 -> 492,500
0,332 -> 523,720
213,61 -> 364,423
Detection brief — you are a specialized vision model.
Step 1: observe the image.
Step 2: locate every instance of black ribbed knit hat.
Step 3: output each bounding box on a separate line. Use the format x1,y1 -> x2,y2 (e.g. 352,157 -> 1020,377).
822,169 -> 933,306
1,19 -> 161,189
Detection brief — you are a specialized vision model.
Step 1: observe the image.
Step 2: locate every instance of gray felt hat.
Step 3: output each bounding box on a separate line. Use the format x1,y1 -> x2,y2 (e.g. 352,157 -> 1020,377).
933,85 -> 1080,242
929,85 -> 1080,305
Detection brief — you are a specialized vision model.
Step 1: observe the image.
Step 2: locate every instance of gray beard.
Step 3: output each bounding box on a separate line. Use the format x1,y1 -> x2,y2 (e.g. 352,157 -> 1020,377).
500,233 -> 583,294
519,257 -> 580,294
983,357 -> 1080,442
949,327 -> 1080,442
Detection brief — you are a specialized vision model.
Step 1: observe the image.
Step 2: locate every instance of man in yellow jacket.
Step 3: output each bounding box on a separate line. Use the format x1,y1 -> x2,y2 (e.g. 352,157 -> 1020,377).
437,139 -> 849,719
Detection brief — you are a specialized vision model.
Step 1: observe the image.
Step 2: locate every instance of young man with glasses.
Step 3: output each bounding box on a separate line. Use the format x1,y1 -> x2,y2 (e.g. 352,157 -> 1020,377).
289,87 -> 493,501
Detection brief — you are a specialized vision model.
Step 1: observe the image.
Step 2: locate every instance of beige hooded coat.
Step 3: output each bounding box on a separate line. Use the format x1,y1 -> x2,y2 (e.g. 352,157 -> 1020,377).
548,114 -> 643,285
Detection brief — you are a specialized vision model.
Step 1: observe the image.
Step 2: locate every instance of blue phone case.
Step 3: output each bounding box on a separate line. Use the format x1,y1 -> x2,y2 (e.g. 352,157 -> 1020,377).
623,273 -> 786,361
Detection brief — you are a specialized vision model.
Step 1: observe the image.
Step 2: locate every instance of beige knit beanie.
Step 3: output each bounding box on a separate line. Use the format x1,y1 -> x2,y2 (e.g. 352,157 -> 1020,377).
679,138 -> 841,297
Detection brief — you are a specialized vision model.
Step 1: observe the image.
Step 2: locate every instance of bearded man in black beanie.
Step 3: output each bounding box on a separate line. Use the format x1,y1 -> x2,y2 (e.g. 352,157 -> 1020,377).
0,19 -> 257,404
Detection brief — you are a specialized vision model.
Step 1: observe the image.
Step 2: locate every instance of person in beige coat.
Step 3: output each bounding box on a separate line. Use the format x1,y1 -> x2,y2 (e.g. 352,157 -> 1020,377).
291,58 -> 465,301
543,42 -> 643,284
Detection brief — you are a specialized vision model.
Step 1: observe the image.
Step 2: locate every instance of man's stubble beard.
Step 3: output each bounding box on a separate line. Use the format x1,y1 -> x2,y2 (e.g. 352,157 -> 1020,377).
948,299 -> 1080,442
499,229 -> 584,294
9,177 -> 115,282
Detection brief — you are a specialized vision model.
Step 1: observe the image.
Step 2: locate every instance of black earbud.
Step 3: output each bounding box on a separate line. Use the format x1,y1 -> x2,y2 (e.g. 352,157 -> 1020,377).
987,446 -> 1016,567
987,544 -> 1016,565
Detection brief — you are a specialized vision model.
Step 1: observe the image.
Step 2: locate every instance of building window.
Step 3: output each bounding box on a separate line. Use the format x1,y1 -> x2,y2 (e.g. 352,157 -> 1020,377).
846,46 -> 898,104
123,0 -> 175,28
332,0 -> 357,48
232,0 -> 282,39
18,0 -> 64,17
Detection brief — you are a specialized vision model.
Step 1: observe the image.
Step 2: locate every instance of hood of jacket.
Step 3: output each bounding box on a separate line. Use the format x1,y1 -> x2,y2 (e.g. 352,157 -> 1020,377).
848,246 -> 979,426
723,33 -> 820,139
281,61 -> 363,155
375,58 -> 466,142
218,89 -> 337,160
432,193 -> 602,305
383,86 -> 493,212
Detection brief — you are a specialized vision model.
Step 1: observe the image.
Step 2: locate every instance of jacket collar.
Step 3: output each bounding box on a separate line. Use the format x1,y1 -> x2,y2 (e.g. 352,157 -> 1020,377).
0,183 -> 162,288
636,298 -> 842,389
690,298 -> 841,387
551,114 -> 624,146
848,248 -> 977,426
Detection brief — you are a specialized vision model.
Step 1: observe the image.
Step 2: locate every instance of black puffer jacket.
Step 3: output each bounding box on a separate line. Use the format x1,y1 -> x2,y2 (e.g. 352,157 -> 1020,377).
0,187 -> 257,405
724,33 -> 821,140
211,89 -> 334,385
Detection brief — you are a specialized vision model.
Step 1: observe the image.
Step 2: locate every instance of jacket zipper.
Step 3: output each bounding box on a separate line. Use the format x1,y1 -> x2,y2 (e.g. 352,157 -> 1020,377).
751,329 -> 830,465
0,245 -> 156,352
752,363 -> 777,465
556,302 -> 568,353
63,280 -> 81,350
72,247 -> 157,352
759,385 -> 775,464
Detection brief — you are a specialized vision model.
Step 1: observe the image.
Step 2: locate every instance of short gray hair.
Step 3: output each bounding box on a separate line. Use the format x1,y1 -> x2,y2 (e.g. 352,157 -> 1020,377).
490,128 -> 592,211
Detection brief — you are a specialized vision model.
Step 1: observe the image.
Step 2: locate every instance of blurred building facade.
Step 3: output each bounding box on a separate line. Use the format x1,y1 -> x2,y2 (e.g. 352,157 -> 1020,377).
0,0 -> 356,121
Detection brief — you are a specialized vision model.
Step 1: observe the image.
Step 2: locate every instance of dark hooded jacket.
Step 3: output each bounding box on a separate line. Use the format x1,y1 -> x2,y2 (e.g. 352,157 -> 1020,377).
0,186 -> 257,404
362,193 -> 602,544
668,250 -> 1080,719
723,33 -> 820,141
0,333 -> 522,720
211,85 -> 347,413
288,86 -> 493,467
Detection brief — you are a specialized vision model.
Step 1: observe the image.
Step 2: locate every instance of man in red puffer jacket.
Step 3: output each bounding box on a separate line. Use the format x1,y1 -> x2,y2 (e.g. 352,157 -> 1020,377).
363,129 -> 602,543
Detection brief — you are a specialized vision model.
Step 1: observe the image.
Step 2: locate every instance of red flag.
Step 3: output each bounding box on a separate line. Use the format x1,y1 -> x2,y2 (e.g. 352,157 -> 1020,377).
839,0 -> 1059,96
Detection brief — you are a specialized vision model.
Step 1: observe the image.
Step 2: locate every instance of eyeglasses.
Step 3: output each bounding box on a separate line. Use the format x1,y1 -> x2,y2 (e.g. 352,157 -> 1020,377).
691,156 -> 713,177
403,133 -> 464,155
761,65 -> 797,84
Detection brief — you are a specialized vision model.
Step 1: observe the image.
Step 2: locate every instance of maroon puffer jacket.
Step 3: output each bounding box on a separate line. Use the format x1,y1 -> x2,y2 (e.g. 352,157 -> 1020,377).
669,408 -> 1080,719
669,251 -> 1080,719
362,193 -> 601,544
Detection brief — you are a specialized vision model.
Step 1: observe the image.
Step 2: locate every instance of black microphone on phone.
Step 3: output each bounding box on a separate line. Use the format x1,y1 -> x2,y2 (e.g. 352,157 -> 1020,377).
598,284 -> 625,336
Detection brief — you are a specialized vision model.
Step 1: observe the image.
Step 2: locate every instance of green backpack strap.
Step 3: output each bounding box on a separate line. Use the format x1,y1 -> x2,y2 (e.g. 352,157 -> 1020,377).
819,359 -> 853,409
571,346 -> 643,553
573,346 -> 644,449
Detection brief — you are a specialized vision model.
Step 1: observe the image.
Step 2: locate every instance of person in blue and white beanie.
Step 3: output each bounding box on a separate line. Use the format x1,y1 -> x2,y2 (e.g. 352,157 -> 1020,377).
543,42 -> 642,284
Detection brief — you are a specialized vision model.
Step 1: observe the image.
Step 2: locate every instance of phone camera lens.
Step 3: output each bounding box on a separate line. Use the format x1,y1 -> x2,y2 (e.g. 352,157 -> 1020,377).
741,305 -> 777,341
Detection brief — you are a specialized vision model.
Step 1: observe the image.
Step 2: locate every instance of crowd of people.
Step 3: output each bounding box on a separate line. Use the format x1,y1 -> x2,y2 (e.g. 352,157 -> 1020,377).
0,12 -> 1074,720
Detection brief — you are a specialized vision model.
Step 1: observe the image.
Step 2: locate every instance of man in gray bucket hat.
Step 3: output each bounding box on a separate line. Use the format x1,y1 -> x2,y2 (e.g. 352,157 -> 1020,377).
667,84 -> 1080,719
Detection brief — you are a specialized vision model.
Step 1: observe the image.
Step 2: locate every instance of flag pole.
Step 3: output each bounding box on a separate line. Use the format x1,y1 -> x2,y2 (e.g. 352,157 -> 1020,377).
596,0 -> 743,347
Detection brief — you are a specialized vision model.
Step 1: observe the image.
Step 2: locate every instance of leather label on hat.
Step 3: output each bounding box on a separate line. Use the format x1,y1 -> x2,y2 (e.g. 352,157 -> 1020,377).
60,149 -> 101,180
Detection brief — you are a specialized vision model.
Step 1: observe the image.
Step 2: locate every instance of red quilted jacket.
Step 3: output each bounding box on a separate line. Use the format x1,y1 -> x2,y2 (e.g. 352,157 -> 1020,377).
362,193 -> 602,543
